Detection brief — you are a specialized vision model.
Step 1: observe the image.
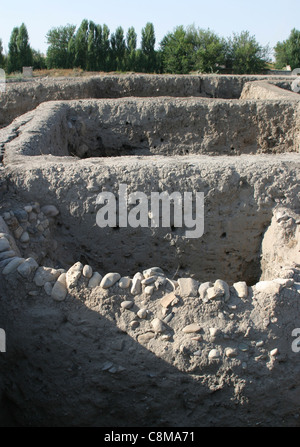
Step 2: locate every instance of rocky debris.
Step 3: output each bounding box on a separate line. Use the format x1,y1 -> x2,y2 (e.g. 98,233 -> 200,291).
34,267 -> 61,287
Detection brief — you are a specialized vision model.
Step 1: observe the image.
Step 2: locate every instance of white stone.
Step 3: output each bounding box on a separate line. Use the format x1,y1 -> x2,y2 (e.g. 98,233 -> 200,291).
51,273 -> 68,301
208,349 -> 221,360
207,286 -> 223,300
137,308 -> 148,319
198,282 -> 213,299
66,262 -> 83,289
143,267 -> 164,278
178,278 -> 199,297
214,279 -> 230,302
100,272 -> 121,289
88,272 -> 102,289
118,277 -> 132,289
255,281 -> 282,295
273,278 -> 294,288
270,348 -> 279,357
182,323 -> 201,334
82,265 -> 93,279
233,281 -> 248,298
225,347 -> 237,358
121,300 -> 134,310
151,318 -> 166,333
131,276 -> 142,295
145,285 -> 155,296
34,266 -> 61,286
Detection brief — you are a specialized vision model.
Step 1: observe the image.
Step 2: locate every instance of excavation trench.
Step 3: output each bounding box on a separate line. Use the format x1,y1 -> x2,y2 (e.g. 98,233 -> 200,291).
0,77 -> 300,427
2,96 -> 300,286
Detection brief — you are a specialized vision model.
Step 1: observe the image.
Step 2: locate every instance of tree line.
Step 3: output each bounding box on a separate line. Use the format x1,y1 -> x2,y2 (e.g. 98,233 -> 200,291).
0,21 -> 300,75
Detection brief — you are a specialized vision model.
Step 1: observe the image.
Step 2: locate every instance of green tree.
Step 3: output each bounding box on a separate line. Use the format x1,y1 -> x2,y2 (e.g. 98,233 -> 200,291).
46,24 -> 76,69
186,26 -> 226,73
160,26 -> 194,74
17,23 -> 33,68
125,27 -> 137,71
32,49 -> 46,70
0,39 -> 5,69
74,19 -> 89,69
274,28 -> 300,70
226,31 -> 269,74
141,22 -> 157,72
7,27 -> 20,73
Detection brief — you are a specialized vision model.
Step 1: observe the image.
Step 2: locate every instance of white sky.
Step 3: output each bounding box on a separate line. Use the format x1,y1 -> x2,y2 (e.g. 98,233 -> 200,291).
0,0 -> 299,58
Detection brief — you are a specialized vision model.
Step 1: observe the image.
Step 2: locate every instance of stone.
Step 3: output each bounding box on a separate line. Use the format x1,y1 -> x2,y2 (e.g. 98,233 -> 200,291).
137,332 -> 155,344
24,205 -> 32,213
182,323 -> 201,334
66,262 -> 83,289
208,349 -> 221,360
233,281 -> 248,298
121,300 -> 134,310
0,250 -> 15,261
225,347 -> 237,358
88,272 -> 102,289
137,308 -> 148,319
151,318 -> 166,334
270,348 -> 279,357
141,276 -> 157,285
44,282 -> 53,296
160,292 -> 177,308
40,205 -> 59,217
214,279 -> 230,302
209,327 -> 219,338
13,209 -> 28,222
119,276 -> 132,289
20,231 -> 30,243
255,281 -> 282,295
129,320 -> 139,330
207,286 -> 224,300
17,257 -> 38,278
144,285 -> 154,296
2,257 -> 25,275
34,266 -> 61,286
273,278 -> 294,288
51,273 -> 68,301
198,282 -> 213,299
131,276 -> 142,295
82,265 -> 93,279
100,272 -> 121,289
0,238 -> 10,252
143,267 -> 164,278
14,226 -> 24,240
178,277 -> 199,297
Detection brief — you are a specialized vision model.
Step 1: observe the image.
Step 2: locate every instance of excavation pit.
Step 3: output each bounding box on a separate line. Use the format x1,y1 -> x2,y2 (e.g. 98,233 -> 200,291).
0,75 -> 300,427
1,91 -> 299,285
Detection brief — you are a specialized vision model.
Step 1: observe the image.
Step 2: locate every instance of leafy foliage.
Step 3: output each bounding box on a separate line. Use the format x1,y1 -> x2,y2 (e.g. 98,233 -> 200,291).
275,28 -> 300,70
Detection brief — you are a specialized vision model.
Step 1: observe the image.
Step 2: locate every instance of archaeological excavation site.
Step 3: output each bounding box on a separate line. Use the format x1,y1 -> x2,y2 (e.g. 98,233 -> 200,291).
0,74 -> 299,427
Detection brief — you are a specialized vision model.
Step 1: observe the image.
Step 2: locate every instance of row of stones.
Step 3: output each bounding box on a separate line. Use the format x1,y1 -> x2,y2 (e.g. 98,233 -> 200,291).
0,228 -> 296,302
2,203 -> 59,245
